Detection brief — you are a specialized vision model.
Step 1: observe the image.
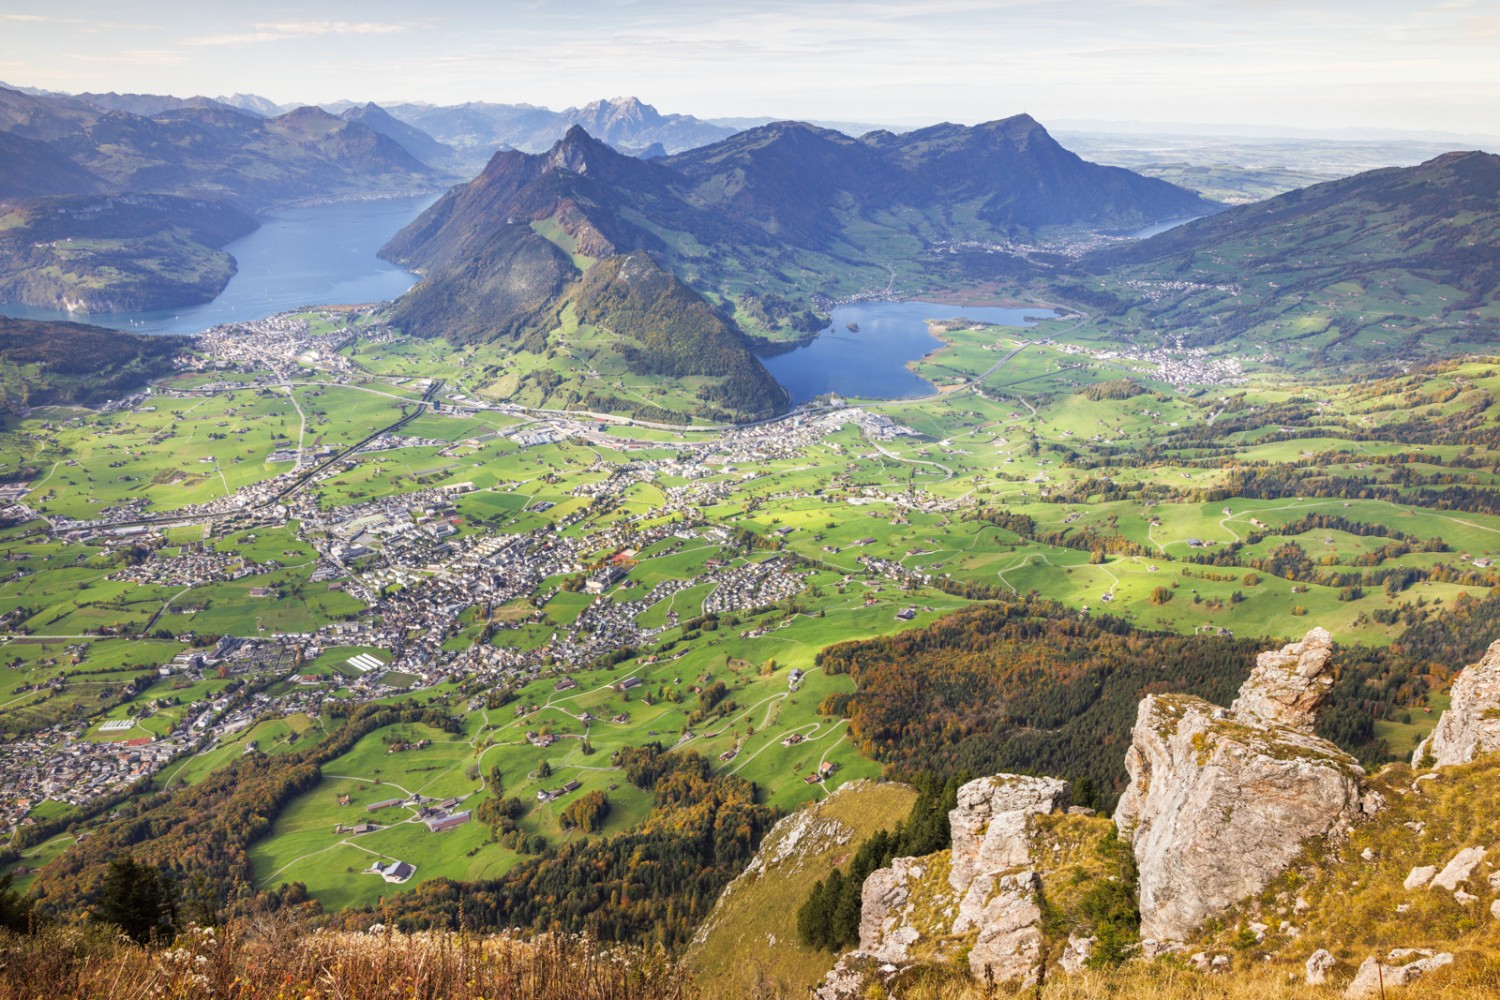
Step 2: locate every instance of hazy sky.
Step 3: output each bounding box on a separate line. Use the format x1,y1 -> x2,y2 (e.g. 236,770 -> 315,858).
3,0 -> 1497,134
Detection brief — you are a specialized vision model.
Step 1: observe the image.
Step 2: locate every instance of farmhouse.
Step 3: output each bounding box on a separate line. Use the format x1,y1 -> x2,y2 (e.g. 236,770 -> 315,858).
424,810 -> 472,833
369,860 -> 415,884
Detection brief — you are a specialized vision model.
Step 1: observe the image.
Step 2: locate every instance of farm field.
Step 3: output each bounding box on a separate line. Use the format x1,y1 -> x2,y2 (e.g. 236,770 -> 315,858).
5,305 -> 1500,918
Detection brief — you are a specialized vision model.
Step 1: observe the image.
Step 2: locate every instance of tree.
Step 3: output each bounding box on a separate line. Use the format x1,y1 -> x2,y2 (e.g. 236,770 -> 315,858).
0,873 -> 33,933
98,853 -> 176,944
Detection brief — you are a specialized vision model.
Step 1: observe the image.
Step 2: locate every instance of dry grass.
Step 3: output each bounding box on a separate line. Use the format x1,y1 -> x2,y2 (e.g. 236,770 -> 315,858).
0,917 -> 690,1000
884,962 -> 1500,998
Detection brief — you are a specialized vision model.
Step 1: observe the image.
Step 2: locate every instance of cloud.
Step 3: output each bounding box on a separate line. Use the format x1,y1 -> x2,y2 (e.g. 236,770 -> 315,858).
73,48 -> 188,67
187,20 -> 410,46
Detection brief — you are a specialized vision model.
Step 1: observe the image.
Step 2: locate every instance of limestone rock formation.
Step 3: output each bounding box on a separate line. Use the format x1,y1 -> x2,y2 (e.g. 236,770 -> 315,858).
1344,951 -> 1453,998
1429,845 -> 1488,893
1414,639 -> 1500,768
1305,948 -> 1336,985
1229,626 -> 1336,730
1115,629 -> 1373,942
947,774 -> 1070,893
858,857 -> 923,964
963,871 -> 1044,983
855,774 -> 1071,986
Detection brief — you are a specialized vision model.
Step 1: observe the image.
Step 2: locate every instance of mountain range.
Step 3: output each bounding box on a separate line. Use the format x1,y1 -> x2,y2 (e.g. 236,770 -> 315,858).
380,114 -> 1215,419
216,93 -> 737,160
0,85 -> 449,312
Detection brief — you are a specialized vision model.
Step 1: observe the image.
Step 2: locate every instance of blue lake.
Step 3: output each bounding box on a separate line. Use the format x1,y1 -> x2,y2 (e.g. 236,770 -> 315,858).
0,193 -> 439,335
760,300 -> 1057,405
1126,216 -> 1200,239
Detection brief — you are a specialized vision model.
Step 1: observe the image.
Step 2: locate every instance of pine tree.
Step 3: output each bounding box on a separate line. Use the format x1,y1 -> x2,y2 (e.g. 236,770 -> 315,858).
98,854 -> 176,944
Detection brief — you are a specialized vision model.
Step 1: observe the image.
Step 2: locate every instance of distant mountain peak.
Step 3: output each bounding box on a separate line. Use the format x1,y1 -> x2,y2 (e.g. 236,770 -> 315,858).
277,105 -> 341,123
546,125 -> 617,174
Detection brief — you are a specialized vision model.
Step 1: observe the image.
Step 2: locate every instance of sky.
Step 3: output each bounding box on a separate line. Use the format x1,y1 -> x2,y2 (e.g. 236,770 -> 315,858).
2,0 -> 1498,136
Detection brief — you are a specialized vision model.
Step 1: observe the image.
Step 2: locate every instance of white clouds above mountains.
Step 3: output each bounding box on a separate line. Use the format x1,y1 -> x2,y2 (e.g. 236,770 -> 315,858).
1,0 -> 1494,136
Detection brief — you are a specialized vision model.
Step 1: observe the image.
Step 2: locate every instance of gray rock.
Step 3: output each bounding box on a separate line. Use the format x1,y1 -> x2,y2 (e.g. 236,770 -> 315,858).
1344,952 -> 1453,998
1430,846 -> 1487,892
1305,948 -> 1336,985
1413,639 -> 1500,768
947,774 -> 1070,893
1404,865 -> 1439,890
966,871 -> 1043,984
1115,689 -> 1366,941
854,773 -> 1071,985
1230,627 -> 1336,731
813,952 -> 875,1000
858,857 -> 922,963
1059,934 -> 1094,975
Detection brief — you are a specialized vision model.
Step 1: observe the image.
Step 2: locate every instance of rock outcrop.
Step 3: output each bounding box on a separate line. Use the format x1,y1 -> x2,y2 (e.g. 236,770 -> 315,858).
1344,951 -> 1453,999
1229,625 -> 1335,729
1413,639 -> 1500,768
856,774 -> 1071,986
1115,629 -> 1374,942
1428,845 -> 1489,893
947,775 -> 1071,894
858,856 -> 924,964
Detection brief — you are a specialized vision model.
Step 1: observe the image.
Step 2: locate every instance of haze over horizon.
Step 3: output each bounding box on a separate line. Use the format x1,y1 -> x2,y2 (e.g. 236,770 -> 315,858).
2,0 -> 1497,139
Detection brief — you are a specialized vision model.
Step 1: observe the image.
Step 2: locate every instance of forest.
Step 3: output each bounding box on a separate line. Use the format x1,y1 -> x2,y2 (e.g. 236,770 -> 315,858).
813,594 -> 1488,808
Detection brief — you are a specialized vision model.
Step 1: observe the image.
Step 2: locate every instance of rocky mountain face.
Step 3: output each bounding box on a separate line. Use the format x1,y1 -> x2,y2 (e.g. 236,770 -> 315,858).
0,87 -> 448,211
340,102 -> 474,176
1414,639 -> 1500,767
1114,628 -> 1380,943
382,127 -> 788,420
779,627 -> 1500,997
382,116 -> 1213,418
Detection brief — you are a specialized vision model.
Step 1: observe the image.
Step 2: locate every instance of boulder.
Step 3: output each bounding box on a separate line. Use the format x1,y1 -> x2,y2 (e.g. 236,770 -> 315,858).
1059,934 -> 1094,975
1403,865 -> 1438,890
1414,640 -> 1500,767
1230,627 -> 1336,731
1115,690 -> 1368,941
1305,948 -> 1336,985
1344,951 -> 1453,998
812,953 -> 878,1000
1430,846 -> 1488,892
